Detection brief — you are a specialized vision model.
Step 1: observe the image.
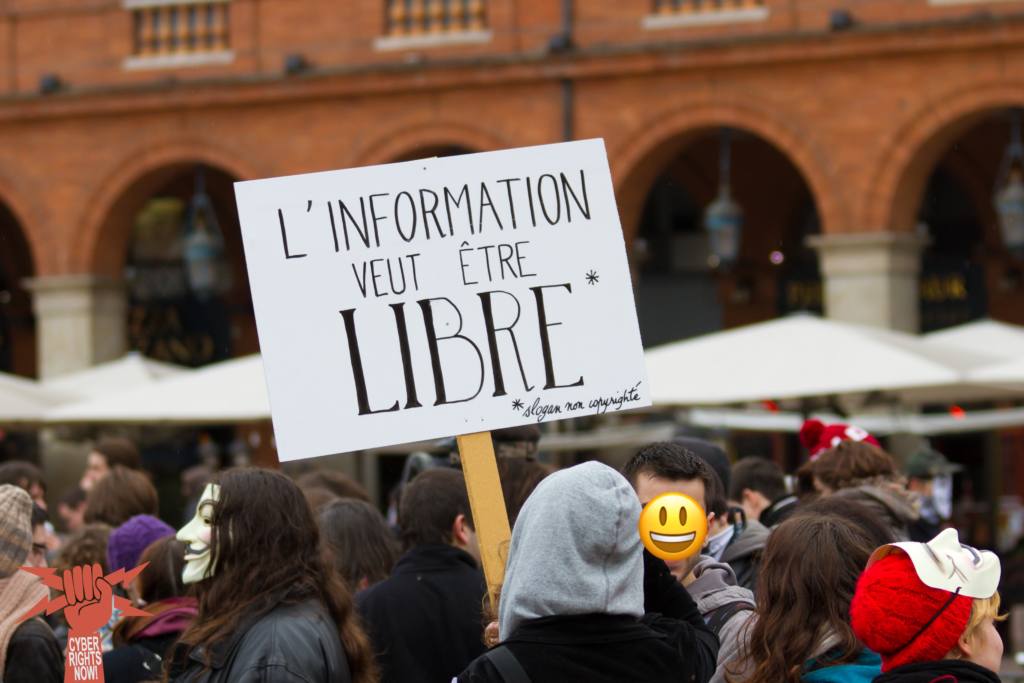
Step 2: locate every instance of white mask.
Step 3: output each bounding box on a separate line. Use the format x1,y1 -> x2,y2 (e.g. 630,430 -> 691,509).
177,483 -> 220,585
866,527 -> 1000,599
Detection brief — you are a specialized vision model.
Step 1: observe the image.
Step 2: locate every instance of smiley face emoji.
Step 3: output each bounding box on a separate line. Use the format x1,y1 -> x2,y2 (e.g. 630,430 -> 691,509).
638,492 -> 708,562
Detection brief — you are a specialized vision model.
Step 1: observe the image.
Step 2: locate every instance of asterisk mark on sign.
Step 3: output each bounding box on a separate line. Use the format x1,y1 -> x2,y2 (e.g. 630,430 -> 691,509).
585,270 -> 599,286
512,398 -> 524,411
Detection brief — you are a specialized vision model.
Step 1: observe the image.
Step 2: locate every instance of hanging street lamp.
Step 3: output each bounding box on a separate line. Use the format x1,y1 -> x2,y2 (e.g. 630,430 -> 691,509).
995,109 -> 1024,258
182,166 -> 229,299
704,128 -> 744,269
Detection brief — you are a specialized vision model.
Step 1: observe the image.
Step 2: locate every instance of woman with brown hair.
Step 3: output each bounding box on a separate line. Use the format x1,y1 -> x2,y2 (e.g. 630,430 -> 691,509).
84,466 -> 159,528
797,441 -> 920,541
731,498 -> 895,683
166,468 -> 376,683
319,499 -> 399,591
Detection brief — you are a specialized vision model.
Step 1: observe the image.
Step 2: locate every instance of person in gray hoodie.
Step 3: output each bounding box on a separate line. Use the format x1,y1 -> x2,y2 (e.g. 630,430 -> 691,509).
458,461 -> 718,683
686,556 -> 756,683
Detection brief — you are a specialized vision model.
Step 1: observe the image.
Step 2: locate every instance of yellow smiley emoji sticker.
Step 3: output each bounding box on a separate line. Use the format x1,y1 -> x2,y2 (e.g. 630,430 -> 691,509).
639,493 -> 708,562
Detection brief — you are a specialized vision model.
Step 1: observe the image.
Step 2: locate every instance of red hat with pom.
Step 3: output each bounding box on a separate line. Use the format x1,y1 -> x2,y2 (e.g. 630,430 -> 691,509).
799,418 -> 880,460
851,550 -> 973,671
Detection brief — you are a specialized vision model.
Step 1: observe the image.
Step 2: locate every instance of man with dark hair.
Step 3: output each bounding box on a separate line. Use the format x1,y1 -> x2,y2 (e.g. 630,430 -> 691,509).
623,443 -> 755,683
81,437 -> 141,491
57,487 -> 88,533
0,460 -> 46,509
729,456 -> 798,528
357,468 -> 485,683
623,441 -> 767,590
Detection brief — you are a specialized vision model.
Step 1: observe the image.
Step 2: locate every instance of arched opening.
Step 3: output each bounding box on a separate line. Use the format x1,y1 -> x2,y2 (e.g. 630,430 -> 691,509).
908,111 -> 1021,332
118,163 -> 257,367
0,204 -> 35,377
897,109 -> 1024,551
631,128 -> 821,347
390,144 -> 472,162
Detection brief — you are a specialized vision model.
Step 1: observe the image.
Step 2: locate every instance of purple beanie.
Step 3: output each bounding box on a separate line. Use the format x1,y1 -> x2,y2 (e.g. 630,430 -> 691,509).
107,514 -> 174,571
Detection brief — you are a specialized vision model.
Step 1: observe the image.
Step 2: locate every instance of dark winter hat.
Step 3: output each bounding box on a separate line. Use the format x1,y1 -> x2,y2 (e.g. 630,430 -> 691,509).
851,551 -> 972,671
906,447 -> 962,479
0,484 -> 33,578
107,514 -> 174,572
799,418 -> 880,460
672,435 -> 731,495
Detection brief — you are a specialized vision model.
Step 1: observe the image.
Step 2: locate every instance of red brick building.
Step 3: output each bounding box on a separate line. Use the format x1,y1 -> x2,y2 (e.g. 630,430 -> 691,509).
1,0 -> 1022,380
1,0 -> 1023,540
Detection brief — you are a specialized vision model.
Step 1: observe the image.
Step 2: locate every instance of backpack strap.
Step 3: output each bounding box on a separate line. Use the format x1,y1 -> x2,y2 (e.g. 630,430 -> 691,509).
705,600 -> 755,636
484,645 -> 531,683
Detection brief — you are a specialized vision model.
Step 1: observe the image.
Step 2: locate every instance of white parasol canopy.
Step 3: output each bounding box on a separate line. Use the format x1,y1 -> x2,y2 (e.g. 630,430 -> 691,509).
923,319 -> 1024,361
46,355 -> 270,425
644,313 -> 997,406
967,356 -> 1024,391
0,372 -> 69,424
42,352 -> 188,400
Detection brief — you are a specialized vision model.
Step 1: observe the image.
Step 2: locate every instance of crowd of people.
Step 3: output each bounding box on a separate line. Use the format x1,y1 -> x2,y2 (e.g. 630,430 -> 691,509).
0,422 -> 1004,683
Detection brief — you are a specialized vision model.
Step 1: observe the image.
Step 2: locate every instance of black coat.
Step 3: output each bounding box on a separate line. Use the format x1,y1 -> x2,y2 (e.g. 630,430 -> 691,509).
458,550 -> 718,683
104,632 -> 178,683
357,544 -> 486,683
874,660 -> 1000,683
166,600 -> 351,683
5,617 -> 62,683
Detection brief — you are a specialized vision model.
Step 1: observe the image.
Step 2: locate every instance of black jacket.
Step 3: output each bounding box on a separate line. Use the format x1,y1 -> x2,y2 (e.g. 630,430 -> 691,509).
104,632 -> 178,683
166,600 -> 350,683
5,617 -> 62,683
458,550 -> 719,683
357,544 -> 486,683
760,494 -> 798,528
874,660 -> 1000,683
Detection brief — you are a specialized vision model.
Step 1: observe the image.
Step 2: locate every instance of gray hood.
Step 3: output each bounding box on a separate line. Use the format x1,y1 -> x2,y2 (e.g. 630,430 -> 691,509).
687,555 -> 755,612
498,461 -> 644,639
721,520 -> 769,563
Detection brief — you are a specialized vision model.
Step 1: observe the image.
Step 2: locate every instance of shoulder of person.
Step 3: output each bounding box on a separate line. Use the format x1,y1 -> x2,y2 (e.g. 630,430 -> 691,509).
243,601 -> 337,646
9,617 -> 61,655
456,651 -> 502,683
6,618 -> 62,683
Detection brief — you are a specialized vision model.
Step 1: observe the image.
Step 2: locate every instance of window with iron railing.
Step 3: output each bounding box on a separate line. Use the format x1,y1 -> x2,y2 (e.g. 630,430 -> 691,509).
646,0 -> 769,28
124,0 -> 233,69
378,0 -> 490,49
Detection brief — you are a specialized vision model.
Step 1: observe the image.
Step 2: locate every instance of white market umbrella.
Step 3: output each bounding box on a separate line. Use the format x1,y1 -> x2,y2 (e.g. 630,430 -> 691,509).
42,352 -> 188,400
0,372 -> 68,425
680,406 -> 1024,436
967,356 -> 1024,391
644,313 -> 986,406
923,319 -> 1024,361
46,355 -> 269,425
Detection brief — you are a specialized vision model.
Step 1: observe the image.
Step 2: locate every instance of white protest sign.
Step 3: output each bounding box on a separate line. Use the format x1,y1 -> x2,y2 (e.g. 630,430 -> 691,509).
234,139 -> 650,462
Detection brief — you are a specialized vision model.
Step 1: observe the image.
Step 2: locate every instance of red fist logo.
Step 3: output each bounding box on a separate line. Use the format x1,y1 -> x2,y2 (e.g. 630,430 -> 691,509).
62,564 -> 113,635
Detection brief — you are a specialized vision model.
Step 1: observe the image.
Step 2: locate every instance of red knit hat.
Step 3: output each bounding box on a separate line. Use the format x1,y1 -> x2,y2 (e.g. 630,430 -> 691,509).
799,418 -> 880,459
850,551 -> 973,671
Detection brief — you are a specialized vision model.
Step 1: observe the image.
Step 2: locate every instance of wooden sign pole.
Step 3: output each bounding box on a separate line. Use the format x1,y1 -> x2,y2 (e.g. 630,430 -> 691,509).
457,431 -> 511,609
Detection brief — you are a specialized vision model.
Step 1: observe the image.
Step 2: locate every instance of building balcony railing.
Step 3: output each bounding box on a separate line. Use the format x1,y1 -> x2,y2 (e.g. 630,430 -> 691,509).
377,0 -> 491,50
645,0 -> 769,29
124,0 -> 233,70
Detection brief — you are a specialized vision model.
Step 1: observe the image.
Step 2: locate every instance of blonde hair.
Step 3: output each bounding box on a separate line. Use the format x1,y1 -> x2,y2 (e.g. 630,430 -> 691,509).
947,592 -> 1007,660
962,592 -> 1006,642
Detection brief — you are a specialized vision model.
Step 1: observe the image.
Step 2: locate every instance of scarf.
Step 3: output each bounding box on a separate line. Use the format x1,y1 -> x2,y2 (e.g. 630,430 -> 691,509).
113,596 -> 198,646
0,570 -> 49,676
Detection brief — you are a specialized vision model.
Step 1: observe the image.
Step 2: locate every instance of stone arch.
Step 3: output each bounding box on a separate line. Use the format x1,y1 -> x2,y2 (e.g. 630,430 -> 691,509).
0,183 -> 38,376
353,121 -> 511,167
612,100 -> 840,245
865,81 -> 1024,234
76,139 -> 263,276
